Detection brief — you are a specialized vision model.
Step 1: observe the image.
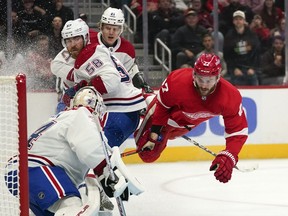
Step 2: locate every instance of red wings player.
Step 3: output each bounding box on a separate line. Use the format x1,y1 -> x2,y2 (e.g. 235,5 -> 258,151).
137,53 -> 248,183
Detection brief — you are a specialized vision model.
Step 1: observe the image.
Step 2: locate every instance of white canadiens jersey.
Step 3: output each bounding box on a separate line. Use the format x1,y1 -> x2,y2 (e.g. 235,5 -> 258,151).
27,107 -> 105,186
50,47 -> 75,89
95,32 -> 135,74
74,43 -> 146,112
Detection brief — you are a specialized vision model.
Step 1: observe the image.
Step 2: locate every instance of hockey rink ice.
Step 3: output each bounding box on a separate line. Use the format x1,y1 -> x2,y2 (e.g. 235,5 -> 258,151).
111,159 -> 288,216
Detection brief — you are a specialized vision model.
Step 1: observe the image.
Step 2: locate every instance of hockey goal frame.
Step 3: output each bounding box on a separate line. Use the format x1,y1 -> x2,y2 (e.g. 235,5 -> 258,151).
17,74 -> 29,216
0,74 -> 29,216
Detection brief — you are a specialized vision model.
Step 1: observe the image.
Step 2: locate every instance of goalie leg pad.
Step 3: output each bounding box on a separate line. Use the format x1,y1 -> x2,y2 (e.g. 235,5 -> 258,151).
54,175 -> 101,216
98,147 -> 144,200
110,147 -> 145,196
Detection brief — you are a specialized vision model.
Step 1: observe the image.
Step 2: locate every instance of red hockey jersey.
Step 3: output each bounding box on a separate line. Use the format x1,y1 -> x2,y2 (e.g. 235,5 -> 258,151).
153,68 -> 248,155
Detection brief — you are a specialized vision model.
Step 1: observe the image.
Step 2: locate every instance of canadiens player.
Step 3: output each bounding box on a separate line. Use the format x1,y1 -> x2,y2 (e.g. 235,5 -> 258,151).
51,18 -> 146,148
51,7 -> 151,113
14,87 -> 143,216
90,7 -> 153,93
137,53 -> 248,183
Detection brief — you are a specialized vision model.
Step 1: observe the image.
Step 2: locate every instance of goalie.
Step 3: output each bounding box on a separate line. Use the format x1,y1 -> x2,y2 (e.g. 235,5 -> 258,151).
136,53 -> 248,183
11,87 -> 144,215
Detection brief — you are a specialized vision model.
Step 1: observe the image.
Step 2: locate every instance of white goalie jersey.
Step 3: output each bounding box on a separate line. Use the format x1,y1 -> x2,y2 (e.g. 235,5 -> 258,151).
27,107 -> 105,186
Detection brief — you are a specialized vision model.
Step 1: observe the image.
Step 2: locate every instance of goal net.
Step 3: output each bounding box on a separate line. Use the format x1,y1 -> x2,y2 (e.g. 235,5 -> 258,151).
0,74 -> 29,216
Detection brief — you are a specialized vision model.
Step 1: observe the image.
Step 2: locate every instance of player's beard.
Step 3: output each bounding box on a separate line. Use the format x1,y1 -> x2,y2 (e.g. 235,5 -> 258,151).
69,49 -> 81,59
194,82 -> 217,97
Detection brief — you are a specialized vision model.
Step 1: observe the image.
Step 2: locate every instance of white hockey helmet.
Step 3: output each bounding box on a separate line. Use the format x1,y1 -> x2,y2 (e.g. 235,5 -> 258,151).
73,86 -> 106,117
61,18 -> 90,47
100,7 -> 125,35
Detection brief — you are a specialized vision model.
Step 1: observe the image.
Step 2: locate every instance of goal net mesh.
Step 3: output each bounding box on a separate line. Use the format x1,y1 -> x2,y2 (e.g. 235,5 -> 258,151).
0,75 -> 28,216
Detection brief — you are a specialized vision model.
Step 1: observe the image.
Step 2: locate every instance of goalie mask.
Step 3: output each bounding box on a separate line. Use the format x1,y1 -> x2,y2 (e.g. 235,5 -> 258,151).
73,86 -> 106,117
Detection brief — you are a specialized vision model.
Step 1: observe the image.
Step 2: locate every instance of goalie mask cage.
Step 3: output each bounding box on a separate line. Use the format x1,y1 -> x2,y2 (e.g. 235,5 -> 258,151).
0,74 -> 29,216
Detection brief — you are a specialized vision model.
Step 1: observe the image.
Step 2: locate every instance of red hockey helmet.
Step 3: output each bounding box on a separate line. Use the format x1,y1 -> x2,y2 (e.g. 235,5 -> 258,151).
194,53 -> 222,76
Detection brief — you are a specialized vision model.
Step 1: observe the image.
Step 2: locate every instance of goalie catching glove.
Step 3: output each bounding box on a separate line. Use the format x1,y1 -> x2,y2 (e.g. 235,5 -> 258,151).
97,147 -> 144,200
209,150 -> 238,183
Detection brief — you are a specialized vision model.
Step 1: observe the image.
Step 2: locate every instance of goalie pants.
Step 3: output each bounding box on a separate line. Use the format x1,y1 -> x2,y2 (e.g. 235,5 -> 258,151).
28,166 -> 81,216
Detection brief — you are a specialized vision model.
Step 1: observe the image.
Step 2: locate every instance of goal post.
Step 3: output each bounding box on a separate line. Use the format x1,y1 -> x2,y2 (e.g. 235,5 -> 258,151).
0,74 -> 29,216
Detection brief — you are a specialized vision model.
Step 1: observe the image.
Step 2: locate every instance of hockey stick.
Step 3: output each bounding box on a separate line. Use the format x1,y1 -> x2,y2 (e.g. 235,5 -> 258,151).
134,102 -> 156,144
121,149 -> 140,157
181,135 -> 258,172
120,136 -> 258,173
94,114 -> 127,216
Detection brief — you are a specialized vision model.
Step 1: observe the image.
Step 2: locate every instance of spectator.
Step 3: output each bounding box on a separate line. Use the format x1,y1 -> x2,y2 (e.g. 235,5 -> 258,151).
272,17 -> 285,40
219,0 -> 255,36
50,0 -> 74,26
189,0 -> 224,52
259,0 -> 284,33
260,36 -> 285,85
189,0 -> 214,32
148,0 -> 184,49
249,14 -> 271,54
196,33 -> 227,77
17,0 -> 47,47
0,0 -> 23,25
130,0 -> 159,42
205,0 -> 229,14
11,10 -> 28,50
26,34 -> 56,91
46,16 -> 64,57
274,0 -> 284,11
34,0 -> 54,17
171,8 -> 208,69
239,0 -> 265,14
173,0 -> 189,11
224,10 -> 261,86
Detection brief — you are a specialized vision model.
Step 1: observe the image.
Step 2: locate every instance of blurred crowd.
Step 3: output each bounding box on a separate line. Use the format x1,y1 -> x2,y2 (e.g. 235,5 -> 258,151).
0,0 -> 73,91
0,0 -> 286,91
127,0 -> 286,86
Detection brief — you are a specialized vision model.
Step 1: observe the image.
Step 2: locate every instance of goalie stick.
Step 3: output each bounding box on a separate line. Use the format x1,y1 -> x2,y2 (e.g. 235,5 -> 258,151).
94,114 -> 127,216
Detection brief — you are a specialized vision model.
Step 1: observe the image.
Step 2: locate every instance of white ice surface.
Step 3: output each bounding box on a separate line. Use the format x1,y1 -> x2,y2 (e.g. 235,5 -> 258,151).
111,159 -> 288,216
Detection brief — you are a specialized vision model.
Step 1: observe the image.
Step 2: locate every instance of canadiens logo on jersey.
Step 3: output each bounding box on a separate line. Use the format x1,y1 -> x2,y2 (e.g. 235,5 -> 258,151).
182,111 -> 217,120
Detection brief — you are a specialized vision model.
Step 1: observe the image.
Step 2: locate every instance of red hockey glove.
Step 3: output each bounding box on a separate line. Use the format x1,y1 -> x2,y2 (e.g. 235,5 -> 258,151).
136,129 -> 165,163
209,150 -> 238,183
62,80 -> 88,106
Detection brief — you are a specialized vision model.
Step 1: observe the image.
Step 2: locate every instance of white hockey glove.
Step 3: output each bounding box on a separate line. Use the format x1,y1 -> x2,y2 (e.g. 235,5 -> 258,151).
98,147 -> 144,201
